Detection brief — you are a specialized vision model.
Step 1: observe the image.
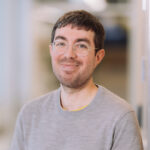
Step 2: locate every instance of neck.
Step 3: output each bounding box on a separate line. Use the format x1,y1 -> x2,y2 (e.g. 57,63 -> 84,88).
60,79 -> 98,111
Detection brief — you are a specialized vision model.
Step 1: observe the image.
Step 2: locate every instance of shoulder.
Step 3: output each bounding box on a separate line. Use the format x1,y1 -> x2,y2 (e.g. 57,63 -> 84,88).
99,85 -> 133,110
18,88 -> 60,120
92,85 -> 141,135
96,85 -> 135,121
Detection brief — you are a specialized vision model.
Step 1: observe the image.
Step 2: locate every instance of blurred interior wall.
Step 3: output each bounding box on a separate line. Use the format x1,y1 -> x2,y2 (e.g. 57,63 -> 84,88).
128,0 -> 150,149
128,0 -> 145,114
147,0 -> 150,148
0,0 -> 33,134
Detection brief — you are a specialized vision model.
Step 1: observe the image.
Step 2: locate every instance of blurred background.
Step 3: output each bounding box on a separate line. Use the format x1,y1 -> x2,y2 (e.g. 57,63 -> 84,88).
0,0 -> 150,149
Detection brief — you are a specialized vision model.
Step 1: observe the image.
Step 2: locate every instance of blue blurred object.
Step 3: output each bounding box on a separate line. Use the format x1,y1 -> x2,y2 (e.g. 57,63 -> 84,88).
104,24 -> 127,44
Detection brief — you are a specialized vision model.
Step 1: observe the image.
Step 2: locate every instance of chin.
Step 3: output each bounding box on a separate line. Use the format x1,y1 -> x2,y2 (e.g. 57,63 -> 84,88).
59,77 -> 91,89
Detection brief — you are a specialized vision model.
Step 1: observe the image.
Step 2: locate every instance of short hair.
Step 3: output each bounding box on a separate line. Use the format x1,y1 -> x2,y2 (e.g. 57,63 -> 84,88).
51,10 -> 105,53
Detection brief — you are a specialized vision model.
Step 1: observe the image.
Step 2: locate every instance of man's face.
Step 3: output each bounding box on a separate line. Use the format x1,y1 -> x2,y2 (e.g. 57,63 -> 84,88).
50,25 -> 104,88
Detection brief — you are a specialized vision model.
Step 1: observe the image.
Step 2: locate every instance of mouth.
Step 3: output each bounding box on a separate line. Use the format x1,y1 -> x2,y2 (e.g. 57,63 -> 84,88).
60,63 -> 79,72
60,62 -> 79,74
58,58 -> 81,73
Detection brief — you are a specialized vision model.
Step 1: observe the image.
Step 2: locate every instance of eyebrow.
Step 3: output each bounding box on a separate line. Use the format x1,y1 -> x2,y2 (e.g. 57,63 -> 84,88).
54,36 -> 67,41
76,38 -> 90,44
54,36 -> 91,44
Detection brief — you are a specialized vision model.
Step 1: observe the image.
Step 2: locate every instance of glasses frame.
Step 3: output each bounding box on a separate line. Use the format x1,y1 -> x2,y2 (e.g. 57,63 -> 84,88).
51,40 -> 98,57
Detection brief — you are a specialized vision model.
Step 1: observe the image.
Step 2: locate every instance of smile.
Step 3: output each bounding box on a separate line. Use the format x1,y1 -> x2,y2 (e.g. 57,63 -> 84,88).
60,63 -> 79,72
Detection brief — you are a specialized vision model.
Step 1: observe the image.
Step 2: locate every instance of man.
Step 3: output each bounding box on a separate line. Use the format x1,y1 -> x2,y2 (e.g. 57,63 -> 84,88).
10,10 -> 143,150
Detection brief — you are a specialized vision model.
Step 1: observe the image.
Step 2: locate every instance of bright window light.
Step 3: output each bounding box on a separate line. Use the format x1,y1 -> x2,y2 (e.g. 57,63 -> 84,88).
83,0 -> 107,11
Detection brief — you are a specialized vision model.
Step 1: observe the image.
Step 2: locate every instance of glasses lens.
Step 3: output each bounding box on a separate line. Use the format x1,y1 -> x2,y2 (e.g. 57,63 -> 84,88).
52,41 -> 90,56
53,40 -> 66,53
74,42 -> 90,56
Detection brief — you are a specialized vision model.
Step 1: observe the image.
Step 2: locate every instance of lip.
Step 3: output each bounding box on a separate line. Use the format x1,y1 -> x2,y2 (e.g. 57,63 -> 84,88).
60,63 -> 79,72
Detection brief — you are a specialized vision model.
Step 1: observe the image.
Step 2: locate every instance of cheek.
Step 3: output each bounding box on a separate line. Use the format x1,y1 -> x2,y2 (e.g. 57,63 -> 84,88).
85,55 -> 96,67
51,53 -> 59,64
80,59 -> 95,75
51,56 -> 58,71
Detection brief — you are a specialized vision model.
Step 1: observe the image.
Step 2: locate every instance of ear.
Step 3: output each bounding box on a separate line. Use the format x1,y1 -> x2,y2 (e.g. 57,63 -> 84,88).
49,44 -> 53,57
95,49 -> 105,67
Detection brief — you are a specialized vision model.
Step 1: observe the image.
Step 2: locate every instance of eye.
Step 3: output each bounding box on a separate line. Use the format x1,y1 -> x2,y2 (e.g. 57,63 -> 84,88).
55,41 -> 66,47
76,43 -> 88,49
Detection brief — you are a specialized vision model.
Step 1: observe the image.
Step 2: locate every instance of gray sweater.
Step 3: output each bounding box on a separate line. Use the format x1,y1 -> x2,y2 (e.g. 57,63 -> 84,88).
10,85 -> 143,150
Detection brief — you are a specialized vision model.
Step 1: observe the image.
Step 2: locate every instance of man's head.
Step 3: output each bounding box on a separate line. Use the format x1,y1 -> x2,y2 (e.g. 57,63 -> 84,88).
51,10 -> 105,53
49,10 -> 105,88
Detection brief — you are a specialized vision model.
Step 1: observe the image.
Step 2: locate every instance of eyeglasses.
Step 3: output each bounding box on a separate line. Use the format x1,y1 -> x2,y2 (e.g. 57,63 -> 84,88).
51,40 -> 94,57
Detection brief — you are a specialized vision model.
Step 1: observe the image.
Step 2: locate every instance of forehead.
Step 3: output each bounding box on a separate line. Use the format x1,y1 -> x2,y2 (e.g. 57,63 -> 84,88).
54,25 -> 95,43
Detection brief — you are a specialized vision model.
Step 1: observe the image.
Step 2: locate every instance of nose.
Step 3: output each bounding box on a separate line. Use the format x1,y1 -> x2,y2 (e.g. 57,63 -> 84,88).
63,45 -> 77,58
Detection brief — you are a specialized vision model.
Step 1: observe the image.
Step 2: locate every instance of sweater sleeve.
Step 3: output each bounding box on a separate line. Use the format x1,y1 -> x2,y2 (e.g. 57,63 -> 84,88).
111,111 -> 144,150
9,110 -> 25,150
